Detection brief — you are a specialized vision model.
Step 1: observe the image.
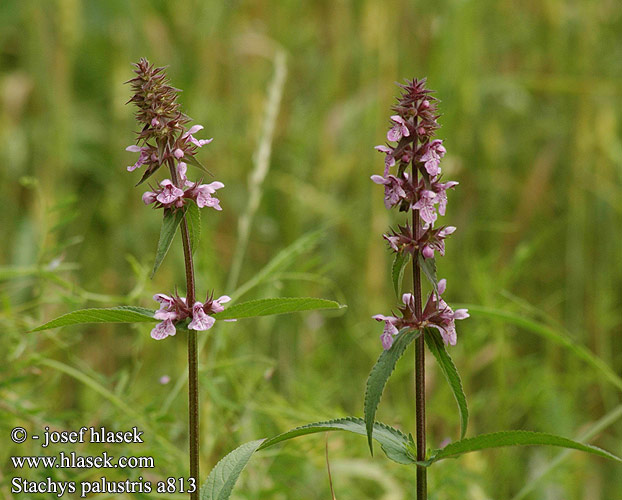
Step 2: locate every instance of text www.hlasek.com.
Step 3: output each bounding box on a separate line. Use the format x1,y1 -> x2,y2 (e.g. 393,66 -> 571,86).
11,452 -> 154,469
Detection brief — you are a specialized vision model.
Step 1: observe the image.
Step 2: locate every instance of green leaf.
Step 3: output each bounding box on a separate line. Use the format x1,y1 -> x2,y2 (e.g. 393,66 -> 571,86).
200,440 -> 264,500
259,417 -> 415,465
184,154 -> 214,177
422,430 -> 622,466
364,328 -> 421,454
31,306 -> 157,332
425,328 -> 468,439
212,297 -> 345,320
200,418 -> 415,500
151,208 -> 184,278
391,252 -> 410,297
418,254 -> 438,295
185,201 -> 201,254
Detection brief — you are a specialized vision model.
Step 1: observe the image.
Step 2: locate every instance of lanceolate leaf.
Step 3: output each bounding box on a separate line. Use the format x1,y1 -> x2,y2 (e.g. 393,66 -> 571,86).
259,417 -> 415,465
212,297 -> 344,320
184,154 -> 214,177
151,208 -> 185,278
418,254 -> 438,295
185,201 -> 201,254
391,252 -> 410,297
31,306 -> 157,332
364,328 -> 421,454
200,440 -> 264,500
200,418 -> 414,500
425,328 -> 468,439
421,430 -> 622,467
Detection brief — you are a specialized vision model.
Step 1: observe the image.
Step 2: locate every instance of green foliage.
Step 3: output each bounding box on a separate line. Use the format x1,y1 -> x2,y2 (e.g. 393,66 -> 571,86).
425,328 -> 469,439
30,306 -> 156,331
200,440 -> 264,500
213,297 -> 344,320
421,430 -> 622,466
391,252 -> 410,297
201,418 -> 415,500
364,328 -> 421,453
151,208 -> 185,278
186,201 -> 202,255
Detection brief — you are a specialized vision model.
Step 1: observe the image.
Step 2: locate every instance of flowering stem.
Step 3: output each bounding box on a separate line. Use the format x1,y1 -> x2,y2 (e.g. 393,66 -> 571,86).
412,150 -> 427,499
167,158 -> 199,499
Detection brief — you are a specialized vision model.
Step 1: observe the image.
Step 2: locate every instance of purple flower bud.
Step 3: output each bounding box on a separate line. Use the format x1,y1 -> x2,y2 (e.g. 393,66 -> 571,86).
422,245 -> 434,259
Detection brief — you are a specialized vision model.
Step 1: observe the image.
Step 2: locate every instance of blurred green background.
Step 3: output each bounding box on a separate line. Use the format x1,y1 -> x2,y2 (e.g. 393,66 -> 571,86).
1,0 -> 621,499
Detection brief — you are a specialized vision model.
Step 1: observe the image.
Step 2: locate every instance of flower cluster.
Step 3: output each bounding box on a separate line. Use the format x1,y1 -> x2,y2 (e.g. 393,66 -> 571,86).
125,58 -> 223,211
373,280 -> 469,348
151,292 -> 232,340
372,78 -> 468,349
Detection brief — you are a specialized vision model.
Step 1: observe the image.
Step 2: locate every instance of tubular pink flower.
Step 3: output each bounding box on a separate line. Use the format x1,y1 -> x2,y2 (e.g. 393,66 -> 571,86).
375,145 -> 396,174
126,145 -> 150,172
194,181 -> 224,210
188,302 -> 216,331
387,115 -> 410,142
142,191 -> 157,205
174,148 -> 184,159
372,314 -> 400,350
422,279 -> 469,346
151,319 -> 177,340
371,174 -> 407,209
157,179 -> 185,205
420,139 -> 446,177
211,295 -> 231,313
182,125 -> 214,148
412,190 -> 437,226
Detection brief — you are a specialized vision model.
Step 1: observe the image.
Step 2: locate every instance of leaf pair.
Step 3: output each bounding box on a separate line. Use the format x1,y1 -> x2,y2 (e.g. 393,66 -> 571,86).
200,418 -> 622,500
30,298 -> 345,332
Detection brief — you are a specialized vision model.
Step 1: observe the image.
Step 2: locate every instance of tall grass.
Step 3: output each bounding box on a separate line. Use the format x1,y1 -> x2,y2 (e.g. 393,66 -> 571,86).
1,1 -> 620,498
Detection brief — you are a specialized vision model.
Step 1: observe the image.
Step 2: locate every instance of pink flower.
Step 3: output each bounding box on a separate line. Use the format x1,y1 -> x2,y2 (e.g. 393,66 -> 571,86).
177,162 -> 193,186
142,190 -> 157,205
156,179 -> 185,205
423,279 -> 469,346
372,314 -> 400,350
126,145 -> 150,172
188,302 -> 216,331
432,180 -> 458,216
375,145 -> 396,175
387,115 -> 410,142
182,125 -> 213,148
420,139 -> 446,177
412,190 -> 437,226
174,148 -> 184,159
194,181 -> 224,210
371,174 -> 407,209
151,318 -> 176,340
210,295 -> 231,313
153,293 -> 178,320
